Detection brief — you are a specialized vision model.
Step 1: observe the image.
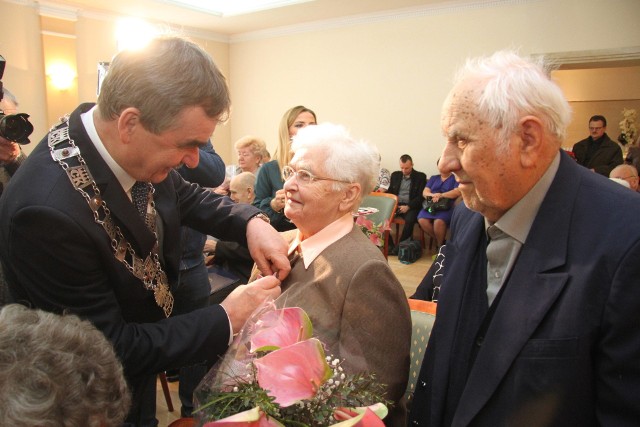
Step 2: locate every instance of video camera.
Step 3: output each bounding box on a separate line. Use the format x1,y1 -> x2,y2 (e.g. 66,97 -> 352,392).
0,55 -> 34,145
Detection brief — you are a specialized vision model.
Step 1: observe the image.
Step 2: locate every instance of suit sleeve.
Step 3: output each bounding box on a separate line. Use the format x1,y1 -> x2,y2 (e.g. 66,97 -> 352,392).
596,239 -> 640,425
178,140 -> 226,188
4,205 -> 231,377
409,172 -> 428,210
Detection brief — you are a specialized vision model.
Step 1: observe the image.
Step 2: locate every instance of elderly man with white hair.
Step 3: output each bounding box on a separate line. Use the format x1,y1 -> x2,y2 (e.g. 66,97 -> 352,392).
273,122 -> 411,426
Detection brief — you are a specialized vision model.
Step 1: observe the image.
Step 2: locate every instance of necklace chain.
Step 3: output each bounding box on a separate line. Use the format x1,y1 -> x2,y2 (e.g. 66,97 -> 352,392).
47,115 -> 174,317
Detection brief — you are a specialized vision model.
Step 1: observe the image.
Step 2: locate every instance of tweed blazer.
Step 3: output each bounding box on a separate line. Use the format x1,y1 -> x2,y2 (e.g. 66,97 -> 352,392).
275,225 -> 411,427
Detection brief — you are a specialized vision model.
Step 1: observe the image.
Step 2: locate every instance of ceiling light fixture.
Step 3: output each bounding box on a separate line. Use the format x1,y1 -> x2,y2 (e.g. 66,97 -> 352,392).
155,0 -> 314,17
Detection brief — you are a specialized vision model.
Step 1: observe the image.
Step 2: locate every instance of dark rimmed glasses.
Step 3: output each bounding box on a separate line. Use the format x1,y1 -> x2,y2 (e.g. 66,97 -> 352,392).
282,165 -> 351,185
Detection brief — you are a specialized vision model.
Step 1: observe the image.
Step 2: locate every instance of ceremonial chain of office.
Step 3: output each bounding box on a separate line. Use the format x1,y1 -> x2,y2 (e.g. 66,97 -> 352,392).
47,116 -> 174,317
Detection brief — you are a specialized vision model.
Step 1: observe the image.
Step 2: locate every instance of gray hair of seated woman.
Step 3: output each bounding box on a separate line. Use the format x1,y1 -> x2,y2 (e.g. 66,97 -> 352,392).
291,123 -> 380,199
0,304 -> 131,427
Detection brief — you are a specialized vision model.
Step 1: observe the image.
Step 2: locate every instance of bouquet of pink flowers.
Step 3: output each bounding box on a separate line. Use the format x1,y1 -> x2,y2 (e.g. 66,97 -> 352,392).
193,301 -> 389,426
355,216 -> 391,248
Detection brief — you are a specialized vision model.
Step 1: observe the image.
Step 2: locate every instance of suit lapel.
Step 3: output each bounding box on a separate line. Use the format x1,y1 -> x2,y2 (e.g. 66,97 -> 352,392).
452,152 -> 580,425
67,104 -> 157,255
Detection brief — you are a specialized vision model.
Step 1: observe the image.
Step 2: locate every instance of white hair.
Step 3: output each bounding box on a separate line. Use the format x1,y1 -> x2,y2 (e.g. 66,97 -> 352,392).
453,50 -> 572,149
291,123 -> 379,197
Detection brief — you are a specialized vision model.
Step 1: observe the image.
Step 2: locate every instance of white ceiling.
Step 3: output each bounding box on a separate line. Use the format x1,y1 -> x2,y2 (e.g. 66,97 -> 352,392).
39,0 -> 452,37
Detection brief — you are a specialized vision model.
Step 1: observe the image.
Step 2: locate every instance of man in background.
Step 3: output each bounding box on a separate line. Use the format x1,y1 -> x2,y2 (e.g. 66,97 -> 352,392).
0,87 -> 28,307
409,51 -> 640,426
572,115 -> 622,176
609,163 -> 639,192
387,154 -> 426,252
205,171 -> 257,287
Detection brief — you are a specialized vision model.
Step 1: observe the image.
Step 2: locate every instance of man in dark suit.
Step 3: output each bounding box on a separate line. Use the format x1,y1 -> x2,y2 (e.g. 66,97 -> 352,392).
572,115 -> 622,177
387,154 -> 426,249
408,51 -> 640,426
0,36 -> 289,426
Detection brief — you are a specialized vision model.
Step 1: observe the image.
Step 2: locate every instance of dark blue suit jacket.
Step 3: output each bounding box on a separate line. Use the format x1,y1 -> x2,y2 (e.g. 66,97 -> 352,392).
0,104 -> 262,415
409,151 -> 640,426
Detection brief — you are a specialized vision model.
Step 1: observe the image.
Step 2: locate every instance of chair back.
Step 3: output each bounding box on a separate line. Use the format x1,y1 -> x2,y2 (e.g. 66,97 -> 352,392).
358,192 -> 398,258
405,298 -> 437,403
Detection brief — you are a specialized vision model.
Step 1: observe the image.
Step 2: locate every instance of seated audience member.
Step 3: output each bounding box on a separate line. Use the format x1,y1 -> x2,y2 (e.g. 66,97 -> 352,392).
417,160 -> 460,249
205,172 -> 256,284
572,114 -> 622,176
411,246 -> 446,302
375,156 -> 391,192
610,163 -> 639,191
235,135 -> 267,175
271,123 -> 411,426
254,105 -> 317,231
0,304 -> 131,427
387,154 -> 427,252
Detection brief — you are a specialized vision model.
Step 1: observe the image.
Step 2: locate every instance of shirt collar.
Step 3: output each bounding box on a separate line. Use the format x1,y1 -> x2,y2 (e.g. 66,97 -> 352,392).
80,106 -> 136,193
288,213 -> 354,269
485,151 -> 560,244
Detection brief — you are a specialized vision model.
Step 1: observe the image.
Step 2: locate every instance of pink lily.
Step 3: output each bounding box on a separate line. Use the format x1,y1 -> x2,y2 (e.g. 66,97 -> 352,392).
355,216 -> 374,231
203,406 -> 284,427
250,307 -> 313,353
369,233 -> 382,247
255,338 -> 333,407
331,404 -> 388,426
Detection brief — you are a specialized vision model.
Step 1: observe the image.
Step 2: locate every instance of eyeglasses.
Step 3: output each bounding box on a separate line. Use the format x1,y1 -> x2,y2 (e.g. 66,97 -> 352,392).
589,127 -> 604,131
282,165 -> 351,184
616,175 -> 639,180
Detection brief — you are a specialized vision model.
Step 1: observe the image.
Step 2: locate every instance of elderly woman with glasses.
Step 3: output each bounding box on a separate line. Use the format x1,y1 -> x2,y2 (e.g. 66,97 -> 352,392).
273,123 -> 411,426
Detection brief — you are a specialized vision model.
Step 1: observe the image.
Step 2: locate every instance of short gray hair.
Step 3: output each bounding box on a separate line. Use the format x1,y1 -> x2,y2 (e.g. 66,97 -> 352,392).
98,35 -> 230,134
453,50 -> 572,148
291,123 -> 379,198
0,304 -> 131,427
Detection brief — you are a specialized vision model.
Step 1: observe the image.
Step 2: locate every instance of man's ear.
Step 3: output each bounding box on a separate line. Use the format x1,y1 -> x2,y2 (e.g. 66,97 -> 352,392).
518,115 -> 545,168
117,107 -> 142,144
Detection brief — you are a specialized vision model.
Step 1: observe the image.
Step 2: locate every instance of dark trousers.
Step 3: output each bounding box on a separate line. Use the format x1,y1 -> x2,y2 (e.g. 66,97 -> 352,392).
398,207 -> 420,242
173,263 -> 211,417
124,374 -> 159,427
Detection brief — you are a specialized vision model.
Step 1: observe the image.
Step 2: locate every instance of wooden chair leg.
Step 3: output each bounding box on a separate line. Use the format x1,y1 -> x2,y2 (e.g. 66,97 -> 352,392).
159,372 -> 174,412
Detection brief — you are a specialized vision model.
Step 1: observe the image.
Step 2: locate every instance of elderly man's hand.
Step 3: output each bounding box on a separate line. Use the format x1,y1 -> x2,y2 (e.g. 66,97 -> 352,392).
0,139 -> 20,164
246,217 -> 291,280
220,275 -> 281,332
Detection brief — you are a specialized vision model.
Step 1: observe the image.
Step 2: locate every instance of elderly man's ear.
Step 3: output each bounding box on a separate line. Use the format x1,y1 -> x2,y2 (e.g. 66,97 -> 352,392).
340,183 -> 362,211
518,116 -> 547,168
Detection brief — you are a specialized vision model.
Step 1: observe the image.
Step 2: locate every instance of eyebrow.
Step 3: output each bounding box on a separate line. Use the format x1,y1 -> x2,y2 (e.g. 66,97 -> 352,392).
177,140 -> 209,149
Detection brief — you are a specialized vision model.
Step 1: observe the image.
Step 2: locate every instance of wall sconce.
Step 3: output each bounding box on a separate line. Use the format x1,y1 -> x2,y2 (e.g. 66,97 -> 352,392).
116,18 -> 159,52
47,62 -> 76,90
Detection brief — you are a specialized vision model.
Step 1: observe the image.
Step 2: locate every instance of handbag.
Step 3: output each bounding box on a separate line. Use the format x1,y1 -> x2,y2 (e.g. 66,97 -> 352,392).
422,196 -> 453,213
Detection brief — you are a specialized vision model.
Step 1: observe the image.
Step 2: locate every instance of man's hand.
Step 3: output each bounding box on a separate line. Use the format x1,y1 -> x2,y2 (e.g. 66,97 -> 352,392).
0,139 -> 20,164
220,275 -> 281,332
246,217 -> 291,280
398,205 -> 409,214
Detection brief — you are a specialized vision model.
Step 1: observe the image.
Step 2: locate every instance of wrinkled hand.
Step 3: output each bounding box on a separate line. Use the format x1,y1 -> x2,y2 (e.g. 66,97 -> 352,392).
203,239 -> 217,254
246,217 -> 291,280
0,139 -> 20,164
270,189 -> 287,213
221,275 -> 281,332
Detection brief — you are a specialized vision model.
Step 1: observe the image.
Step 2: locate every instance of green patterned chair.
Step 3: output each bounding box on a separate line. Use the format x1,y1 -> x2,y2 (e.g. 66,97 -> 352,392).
405,299 -> 437,404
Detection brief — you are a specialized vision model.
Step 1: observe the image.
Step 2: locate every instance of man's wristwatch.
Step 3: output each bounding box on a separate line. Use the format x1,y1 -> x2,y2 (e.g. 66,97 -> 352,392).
249,212 -> 270,224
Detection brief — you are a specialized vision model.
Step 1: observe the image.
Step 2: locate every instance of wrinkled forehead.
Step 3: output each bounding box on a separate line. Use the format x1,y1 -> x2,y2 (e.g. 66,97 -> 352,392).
441,80 -> 484,132
291,146 -> 327,171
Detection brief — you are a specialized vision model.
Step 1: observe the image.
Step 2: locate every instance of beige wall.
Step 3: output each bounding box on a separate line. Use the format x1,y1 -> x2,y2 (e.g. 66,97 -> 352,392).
2,0 -> 640,172
228,0 -> 640,176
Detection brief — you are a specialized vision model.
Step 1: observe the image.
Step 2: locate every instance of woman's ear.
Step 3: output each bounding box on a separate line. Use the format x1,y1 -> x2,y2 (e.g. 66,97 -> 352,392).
340,183 -> 361,211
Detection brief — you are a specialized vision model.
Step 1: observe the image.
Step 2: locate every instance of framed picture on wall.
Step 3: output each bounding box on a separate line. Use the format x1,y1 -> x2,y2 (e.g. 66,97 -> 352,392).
97,62 -> 110,96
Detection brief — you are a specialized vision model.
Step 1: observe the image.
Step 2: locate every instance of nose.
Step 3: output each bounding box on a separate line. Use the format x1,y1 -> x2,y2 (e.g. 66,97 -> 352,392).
183,146 -> 200,169
439,143 -> 461,175
283,174 -> 297,191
